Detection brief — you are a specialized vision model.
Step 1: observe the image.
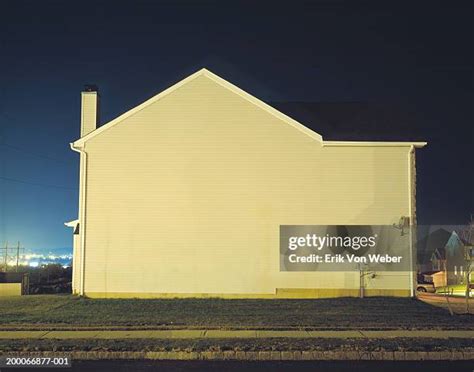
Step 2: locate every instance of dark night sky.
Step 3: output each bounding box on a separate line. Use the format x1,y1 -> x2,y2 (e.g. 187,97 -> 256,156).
0,1 -> 472,253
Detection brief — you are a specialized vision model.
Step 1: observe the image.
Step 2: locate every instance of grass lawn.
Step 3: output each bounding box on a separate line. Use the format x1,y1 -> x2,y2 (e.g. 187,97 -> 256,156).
436,284 -> 472,297
1,338 -> 473,353
0,295 -> 473,330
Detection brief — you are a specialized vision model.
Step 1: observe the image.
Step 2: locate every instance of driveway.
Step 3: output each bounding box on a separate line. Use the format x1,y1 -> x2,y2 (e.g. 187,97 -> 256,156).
417,292 -> 474,314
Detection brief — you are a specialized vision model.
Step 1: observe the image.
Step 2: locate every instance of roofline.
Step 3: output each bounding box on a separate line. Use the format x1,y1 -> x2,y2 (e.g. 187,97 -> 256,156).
71,68 -> 427,148
322,141 -> 427,148
72,68 -> 323,146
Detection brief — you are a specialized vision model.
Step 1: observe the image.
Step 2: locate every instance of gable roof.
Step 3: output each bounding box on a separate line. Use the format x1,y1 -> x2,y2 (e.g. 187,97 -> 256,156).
72,68 -> 426,148
417,228 -> 452,264
270,102 -> 428,142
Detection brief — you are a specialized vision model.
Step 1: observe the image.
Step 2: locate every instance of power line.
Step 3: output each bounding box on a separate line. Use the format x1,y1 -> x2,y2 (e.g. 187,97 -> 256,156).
0,112 -> 73,138
0,175 -> 77,191
0,143 -> 76,165
0,111 -> 77,165
0,241 -> 25,272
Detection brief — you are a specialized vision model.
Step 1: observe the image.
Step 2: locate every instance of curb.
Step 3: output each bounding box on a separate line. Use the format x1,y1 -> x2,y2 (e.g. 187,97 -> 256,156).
2,350 -> 473,361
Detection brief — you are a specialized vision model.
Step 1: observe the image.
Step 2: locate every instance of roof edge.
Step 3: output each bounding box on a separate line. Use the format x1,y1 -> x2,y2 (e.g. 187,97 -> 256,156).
72,68 -> 323,146
73,68 -> 207,146
323,141 -> 427,148
199,69 -> 323,142
71,68 -> 427,149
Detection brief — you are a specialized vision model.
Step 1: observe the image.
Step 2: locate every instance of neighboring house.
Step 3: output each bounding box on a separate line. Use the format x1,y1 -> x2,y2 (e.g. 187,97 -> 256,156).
442,230 -> 472,285
430,248 -> 446,273
417,228 -> 452,274
65,68 -> 426,299
417,227 -> 473,287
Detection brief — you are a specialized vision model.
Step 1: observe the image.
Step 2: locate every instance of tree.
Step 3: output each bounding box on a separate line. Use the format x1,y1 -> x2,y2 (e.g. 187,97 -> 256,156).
458,219 -> 473,314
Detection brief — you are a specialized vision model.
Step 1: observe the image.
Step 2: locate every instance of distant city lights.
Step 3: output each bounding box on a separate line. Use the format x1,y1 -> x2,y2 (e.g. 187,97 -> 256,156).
2,252 -> 72,268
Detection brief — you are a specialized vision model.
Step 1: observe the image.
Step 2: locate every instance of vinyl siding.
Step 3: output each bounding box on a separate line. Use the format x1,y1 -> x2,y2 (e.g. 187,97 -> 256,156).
79,74 -> 412,296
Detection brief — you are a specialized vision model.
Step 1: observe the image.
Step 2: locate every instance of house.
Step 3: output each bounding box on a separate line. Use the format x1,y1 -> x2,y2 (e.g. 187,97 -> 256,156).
442,230 -> 473,285
416,226 -> 473,287
417,228 -> 452,275
66,68 -> 426,299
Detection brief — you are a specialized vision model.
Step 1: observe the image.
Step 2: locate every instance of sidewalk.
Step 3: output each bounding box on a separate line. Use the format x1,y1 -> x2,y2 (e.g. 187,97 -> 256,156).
0,329 -> 472,339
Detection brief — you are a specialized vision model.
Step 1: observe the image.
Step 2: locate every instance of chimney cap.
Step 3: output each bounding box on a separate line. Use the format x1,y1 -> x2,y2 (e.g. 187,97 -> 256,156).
84,84 -> 99,92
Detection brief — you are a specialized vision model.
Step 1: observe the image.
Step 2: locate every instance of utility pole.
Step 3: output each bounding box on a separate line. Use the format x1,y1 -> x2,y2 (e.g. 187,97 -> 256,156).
1,242 -> 25,272
2,241 -> 8,272
15,241 -> 23,272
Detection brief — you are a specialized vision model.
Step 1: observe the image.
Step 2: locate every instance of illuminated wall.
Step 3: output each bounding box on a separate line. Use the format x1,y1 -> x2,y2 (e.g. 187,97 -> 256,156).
71,70 -> 423,298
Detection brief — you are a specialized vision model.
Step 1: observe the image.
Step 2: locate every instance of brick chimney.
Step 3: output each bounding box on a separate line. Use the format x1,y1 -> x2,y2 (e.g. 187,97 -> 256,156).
81,84 -> 99,137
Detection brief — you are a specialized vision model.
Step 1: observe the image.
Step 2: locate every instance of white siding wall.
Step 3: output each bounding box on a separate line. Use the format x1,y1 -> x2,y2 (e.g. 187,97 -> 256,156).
79,75 -> 412,297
